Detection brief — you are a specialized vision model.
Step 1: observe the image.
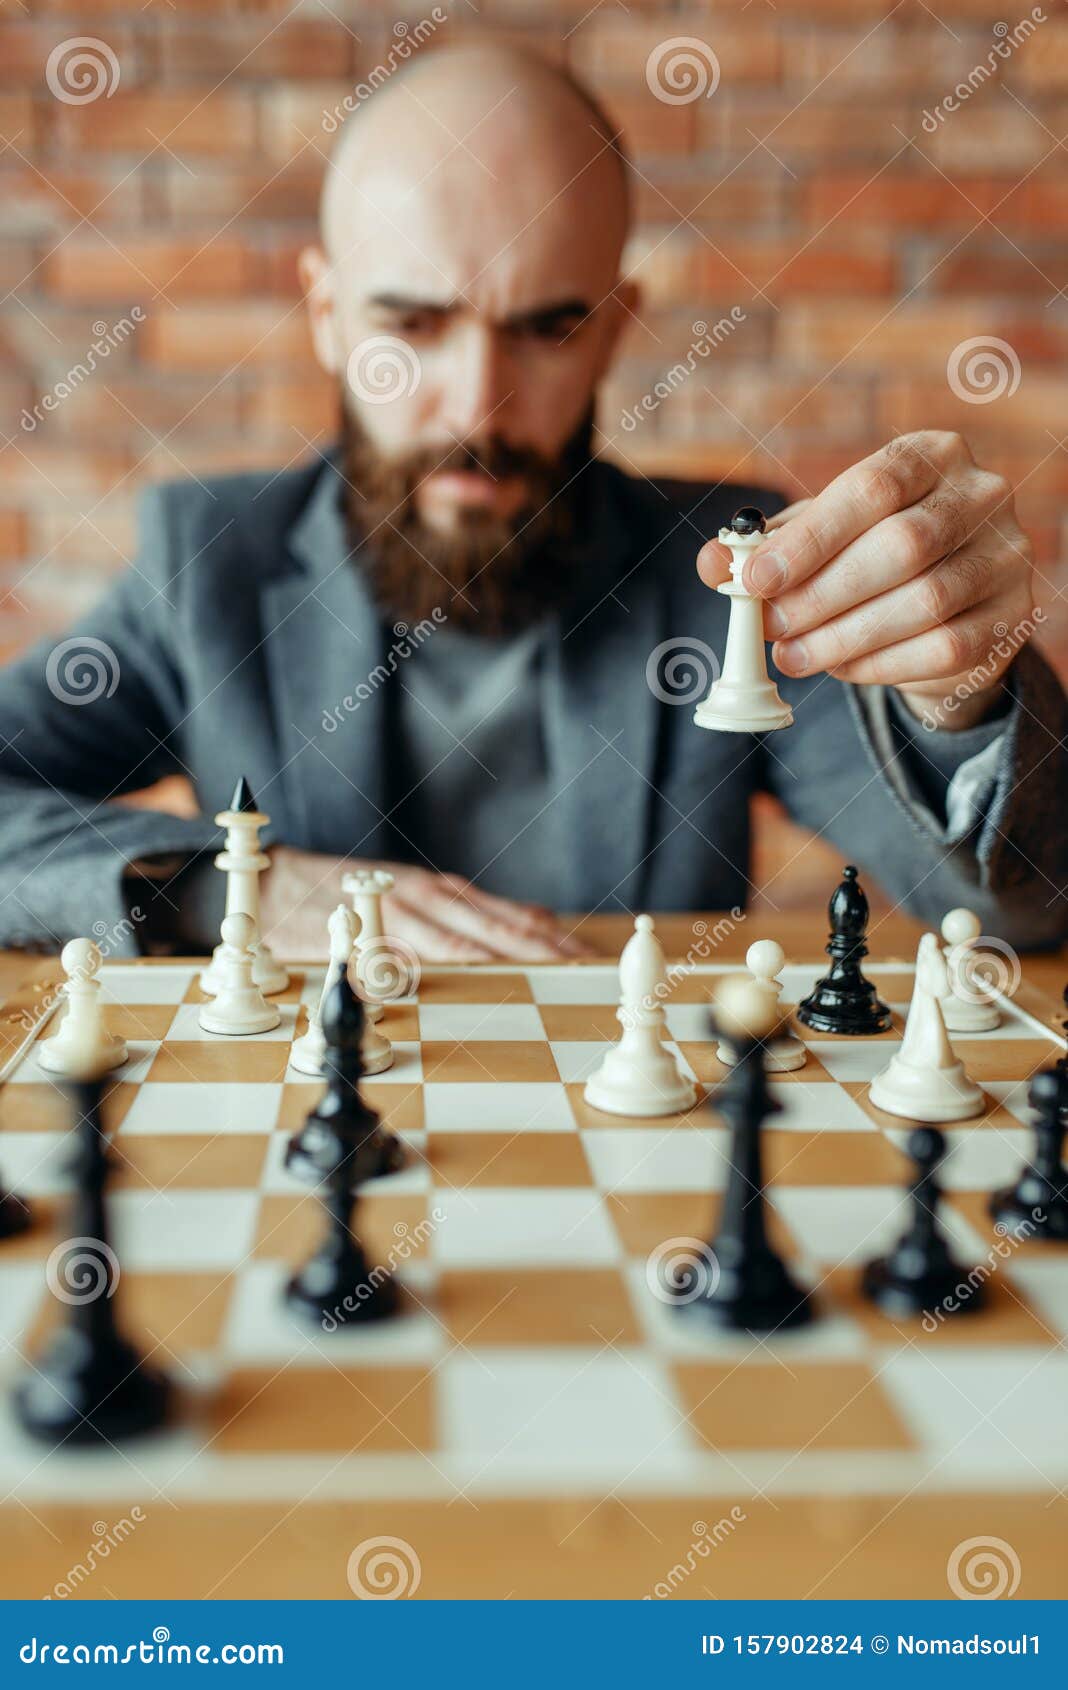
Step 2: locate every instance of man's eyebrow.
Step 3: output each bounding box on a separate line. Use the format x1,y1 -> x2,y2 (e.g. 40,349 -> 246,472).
365,293 -> 594,325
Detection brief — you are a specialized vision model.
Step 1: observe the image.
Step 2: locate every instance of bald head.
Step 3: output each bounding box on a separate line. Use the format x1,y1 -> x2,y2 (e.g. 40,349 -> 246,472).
320,43 -> 630,269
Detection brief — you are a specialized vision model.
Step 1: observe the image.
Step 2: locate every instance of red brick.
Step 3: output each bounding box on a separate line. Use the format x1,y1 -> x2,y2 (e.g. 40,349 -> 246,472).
875,372 -> 1068,440
0,92 -> 36,148
1010,20 -> 1068,90
778,301 -> 1067,372
44,236 -> 254,303
803,171 -> 1068,230
158,20 -> 357,82
31,501 -> 138,569
572,19 -> 780,87
56,91 -> 256,156
0,162 -> 146,231
241,374 -> 337,439
0,445 -> 135,500
0,510 -> 28,560
934,238 -> 1068,297
39,377 -> 243,443
160,163 -> 321,228
925,105 -> 1051,173
695,240 -> 895,300
596,89 -> 697,157
139,304 -> 314,371
700,94 -> 912,160
633,167 -> 785,229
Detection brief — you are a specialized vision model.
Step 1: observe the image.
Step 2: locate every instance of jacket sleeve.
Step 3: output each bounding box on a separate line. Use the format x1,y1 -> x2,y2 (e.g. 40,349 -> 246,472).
763,644 -> 1068,951
0,486 -> 222,954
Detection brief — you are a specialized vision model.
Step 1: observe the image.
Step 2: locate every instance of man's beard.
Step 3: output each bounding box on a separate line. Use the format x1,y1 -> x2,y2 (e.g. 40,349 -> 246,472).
337,401 -> 595,637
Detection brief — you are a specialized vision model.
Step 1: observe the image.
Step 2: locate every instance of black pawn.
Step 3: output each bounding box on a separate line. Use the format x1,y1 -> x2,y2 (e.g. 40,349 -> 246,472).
730,505 -> 767,537
285,972 -> 404,1188
989,1068 -> 1068,1242
797,865 -> 891,1036
0,1168 -> 32,1240
673,1010 -> 813,1333
14,1076 -> 171,1445
862,1127 -> 982,1319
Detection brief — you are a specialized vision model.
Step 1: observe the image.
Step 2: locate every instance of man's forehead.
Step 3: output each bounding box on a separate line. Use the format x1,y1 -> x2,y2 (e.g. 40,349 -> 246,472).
332,159 -> 619,309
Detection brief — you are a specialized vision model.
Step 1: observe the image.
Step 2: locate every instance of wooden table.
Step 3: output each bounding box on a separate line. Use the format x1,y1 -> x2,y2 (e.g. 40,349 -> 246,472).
1,917 -> 1066,1601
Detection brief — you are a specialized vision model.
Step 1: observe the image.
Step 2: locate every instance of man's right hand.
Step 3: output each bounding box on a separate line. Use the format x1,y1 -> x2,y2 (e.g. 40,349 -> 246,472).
260,846 -> 593,962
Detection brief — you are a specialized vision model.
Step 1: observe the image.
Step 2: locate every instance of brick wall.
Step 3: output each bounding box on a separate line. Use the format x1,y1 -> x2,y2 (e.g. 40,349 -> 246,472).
2,0 -> 1066,679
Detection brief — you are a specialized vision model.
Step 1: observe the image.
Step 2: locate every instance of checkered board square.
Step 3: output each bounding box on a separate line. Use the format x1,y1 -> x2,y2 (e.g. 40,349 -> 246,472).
0,958 -> 1066,1507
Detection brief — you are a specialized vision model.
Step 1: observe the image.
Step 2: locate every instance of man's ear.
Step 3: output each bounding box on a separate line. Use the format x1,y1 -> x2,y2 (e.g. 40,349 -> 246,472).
594,278 -> 641,379
298,244 -> 342,376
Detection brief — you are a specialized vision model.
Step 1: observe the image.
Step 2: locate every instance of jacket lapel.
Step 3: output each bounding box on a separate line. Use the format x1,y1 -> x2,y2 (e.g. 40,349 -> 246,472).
260,455 -> 393,860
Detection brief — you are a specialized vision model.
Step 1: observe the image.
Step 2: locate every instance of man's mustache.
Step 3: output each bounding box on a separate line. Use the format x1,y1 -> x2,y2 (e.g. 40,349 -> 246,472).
403,438 -> 560,492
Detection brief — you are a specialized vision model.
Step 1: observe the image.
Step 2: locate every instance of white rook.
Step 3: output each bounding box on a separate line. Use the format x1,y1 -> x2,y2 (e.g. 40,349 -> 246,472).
341,866 -> 395,1023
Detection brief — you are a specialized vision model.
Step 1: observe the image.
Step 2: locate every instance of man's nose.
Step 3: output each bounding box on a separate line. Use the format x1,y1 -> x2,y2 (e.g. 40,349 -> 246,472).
439,323 -> 512,440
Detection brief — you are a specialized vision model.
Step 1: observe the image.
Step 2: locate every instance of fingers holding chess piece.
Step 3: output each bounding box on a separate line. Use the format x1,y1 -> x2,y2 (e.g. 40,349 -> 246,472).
717,939 -> 805,1071
38,939 -> 127,1077
940,908 -> 1002,1033
198,912 -> 281,1036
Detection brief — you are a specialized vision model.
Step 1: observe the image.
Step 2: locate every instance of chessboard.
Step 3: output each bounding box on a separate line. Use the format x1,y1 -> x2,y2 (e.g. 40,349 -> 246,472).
0,953 -> 1066,1601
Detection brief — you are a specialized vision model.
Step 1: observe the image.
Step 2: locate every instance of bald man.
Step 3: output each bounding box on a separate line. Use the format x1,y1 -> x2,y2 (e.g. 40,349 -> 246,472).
0,45 -> 1063,960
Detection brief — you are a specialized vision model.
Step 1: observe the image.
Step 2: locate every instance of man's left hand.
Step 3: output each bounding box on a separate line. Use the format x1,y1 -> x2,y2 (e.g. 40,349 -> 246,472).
696,431 -> 1036,730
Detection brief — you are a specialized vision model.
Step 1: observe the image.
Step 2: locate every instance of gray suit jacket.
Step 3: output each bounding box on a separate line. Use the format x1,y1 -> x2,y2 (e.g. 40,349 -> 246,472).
0,452 -> 1064,955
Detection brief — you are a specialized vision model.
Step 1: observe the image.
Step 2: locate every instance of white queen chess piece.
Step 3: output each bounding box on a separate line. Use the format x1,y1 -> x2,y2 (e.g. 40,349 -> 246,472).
584,915 -> 696,1117
717,939 -> 806,1071
198,912 -> 282,1037
38,938 -> 127,1077
199,777 -> 289,998
693,507 -> 793,734
869,932 -> 983,1122
939,907 -> 1002,1033
341,867 -> 396,1023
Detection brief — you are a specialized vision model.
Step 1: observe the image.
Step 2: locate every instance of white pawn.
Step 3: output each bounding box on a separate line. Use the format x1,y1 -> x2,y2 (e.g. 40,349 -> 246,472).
869,932 -> 983,1122
584,915 -> 696,1117
38,939 -> 127,1076
198,912 -> 281,1037
718,939 -> 806,1071
289,905 -> 357,1078
940,908 -> 1001,1032
358,998 -> 394,1076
